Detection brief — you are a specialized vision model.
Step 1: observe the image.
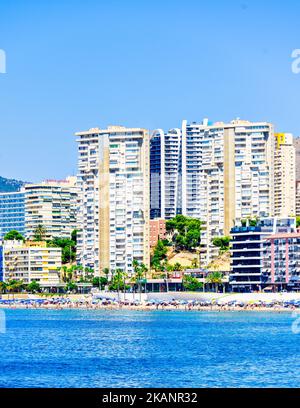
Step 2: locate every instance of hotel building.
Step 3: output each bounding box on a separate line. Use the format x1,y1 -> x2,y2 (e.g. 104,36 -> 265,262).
274,133 -> 296,217
76,126 -> 150,275
0,190 -> 25,239
1,240 -> 61,284
25,177 -> 77,240
151,119 -> 275,264
230,217 -> 300,292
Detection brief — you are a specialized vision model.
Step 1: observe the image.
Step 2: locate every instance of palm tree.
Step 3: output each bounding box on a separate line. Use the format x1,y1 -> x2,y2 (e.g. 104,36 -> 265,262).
6,279 -> 25,298
115,268 -> 125,301
102,267 -> 110,282
132,260 -> 145,302
34,224 -> 47,241
84,267 -> 94,282
206,272 -> 223,292
173,262 -> 183,272
58,266 -> 68,282
74,264 -> 84,281
0,282 -> 7,294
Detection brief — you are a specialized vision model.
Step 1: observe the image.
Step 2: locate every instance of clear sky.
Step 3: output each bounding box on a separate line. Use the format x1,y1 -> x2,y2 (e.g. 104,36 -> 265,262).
1,0 -> 300,181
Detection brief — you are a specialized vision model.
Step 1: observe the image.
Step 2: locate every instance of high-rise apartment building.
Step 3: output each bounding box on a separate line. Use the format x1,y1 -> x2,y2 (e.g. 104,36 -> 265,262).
0,190 -> 26,239
293,137 -> 300,216
25,177 -> 77,240
151,119 -> 274,264
76,126 -> 150,275
150,128 -> 182,219
274,133 -> 295,217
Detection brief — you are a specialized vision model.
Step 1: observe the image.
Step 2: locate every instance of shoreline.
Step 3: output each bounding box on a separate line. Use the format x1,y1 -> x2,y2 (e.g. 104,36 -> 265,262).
0,303 -> 296,313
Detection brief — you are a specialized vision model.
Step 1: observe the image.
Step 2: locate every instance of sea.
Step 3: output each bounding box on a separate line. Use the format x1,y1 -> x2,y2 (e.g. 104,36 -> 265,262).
0,309 -> 299,388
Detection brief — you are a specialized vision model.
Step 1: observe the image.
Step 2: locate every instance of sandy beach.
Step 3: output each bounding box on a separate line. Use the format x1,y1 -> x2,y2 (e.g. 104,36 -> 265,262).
1,292 -> 300,312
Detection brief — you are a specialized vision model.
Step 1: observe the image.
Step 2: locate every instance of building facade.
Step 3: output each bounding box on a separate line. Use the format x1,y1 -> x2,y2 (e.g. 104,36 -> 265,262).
149,219 -> 166,248
0,190 -> 25,239
150,128 -> 182,220
293,137 -> 300,216
0,245 -> 3,281
274,133 -> 295,217
2,240 -> 61,284
25,177 -> 77,240
230,217 -> 300,292
76,126 -> 150,276
151,119 -> 275,264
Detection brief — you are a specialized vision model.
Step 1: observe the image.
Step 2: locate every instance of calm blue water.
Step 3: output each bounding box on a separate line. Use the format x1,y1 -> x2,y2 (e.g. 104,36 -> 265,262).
0,309 -> 299,388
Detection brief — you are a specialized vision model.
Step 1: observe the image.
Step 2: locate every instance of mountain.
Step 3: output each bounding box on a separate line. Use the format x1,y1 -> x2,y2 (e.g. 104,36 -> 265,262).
0,176 -> 25,193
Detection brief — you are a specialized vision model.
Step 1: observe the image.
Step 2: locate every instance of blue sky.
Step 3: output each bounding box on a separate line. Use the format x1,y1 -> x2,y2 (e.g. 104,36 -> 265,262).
1,0 -> 300,181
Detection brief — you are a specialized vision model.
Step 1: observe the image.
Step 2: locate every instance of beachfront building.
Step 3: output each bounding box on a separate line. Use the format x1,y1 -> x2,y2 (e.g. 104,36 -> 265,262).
25,177 -> 77,240
76,125 -> 150,276
274,133 -> 296,217
151,119 -> 275,265
0,245 -> 3,281
149,219 -> 166,248
230,217 -> 300,292
2,240 -> 61,284
296,181 -> 300,217
0,190 -> 25,239
293,137 -> 300,216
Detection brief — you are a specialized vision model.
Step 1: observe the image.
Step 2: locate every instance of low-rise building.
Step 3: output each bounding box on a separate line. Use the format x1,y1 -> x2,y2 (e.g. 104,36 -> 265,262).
2,240 -> 61,284
150,219 -> 166,248
230,217 -> 300,292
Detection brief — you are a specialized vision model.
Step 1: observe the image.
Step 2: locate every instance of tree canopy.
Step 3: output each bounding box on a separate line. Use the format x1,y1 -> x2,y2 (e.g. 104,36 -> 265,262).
47,237 -> 76,264
182,275 -> 203,291
3,230 -> 25,241
166,215 -> 201,251
212,236 -> 230,253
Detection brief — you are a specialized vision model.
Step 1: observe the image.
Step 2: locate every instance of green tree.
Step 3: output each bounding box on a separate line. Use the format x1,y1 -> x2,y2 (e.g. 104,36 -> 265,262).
166,215 -> 202,251
297,217 -> 300,228
65,281 -> 78,293
3,230 -> 25,241
109,269 -> 128,298
6,279 -> 25,293
151,240 -> 168,271
173,262 -> 183,271
182,275 -> 203,291
92,276 -> 108,289
206,272 -> 223,292
26,280 -> 40,293
71,229 -> 78,243
102,267 -> 110,282
47,237 -> 76,264
191,258 -> 199,268
132,260 -> 146,302
0,282 -> 7,294
34,224 -> 47,241
212,236 -> 230,253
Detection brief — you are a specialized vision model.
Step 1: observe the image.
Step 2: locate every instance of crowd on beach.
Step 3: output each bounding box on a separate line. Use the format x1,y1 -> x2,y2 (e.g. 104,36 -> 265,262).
1,296 -> 300,312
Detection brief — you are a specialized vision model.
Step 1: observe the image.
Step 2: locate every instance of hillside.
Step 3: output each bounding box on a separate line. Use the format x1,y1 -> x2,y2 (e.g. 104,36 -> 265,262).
0,176 -> 25,192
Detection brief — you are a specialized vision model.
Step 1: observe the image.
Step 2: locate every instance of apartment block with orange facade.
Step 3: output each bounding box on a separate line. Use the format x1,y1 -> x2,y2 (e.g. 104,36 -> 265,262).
149,219 -> 166,248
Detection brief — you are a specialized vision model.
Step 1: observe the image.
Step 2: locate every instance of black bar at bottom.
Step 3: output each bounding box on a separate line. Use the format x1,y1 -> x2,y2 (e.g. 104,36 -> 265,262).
0,388 -> 299,407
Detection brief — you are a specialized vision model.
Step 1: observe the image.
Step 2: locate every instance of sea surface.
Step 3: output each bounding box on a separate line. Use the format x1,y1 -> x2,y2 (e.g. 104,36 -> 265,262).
0,309 -> 299,388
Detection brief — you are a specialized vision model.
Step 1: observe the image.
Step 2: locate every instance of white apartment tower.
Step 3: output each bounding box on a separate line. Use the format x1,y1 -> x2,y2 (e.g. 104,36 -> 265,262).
76,126 -> 150,276
274,133 -> 296,217
25,177 -> 78,240
150,119 -> 275,264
